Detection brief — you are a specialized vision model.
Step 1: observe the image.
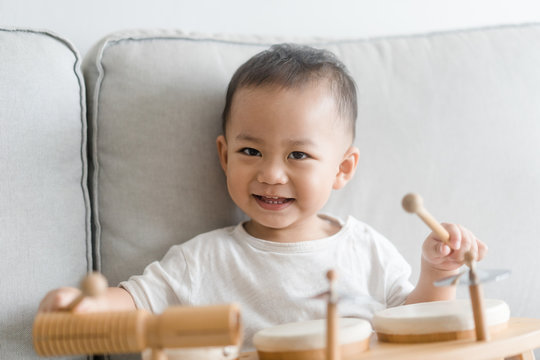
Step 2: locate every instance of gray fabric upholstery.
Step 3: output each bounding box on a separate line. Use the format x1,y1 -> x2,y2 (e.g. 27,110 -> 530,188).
83,24 -> 540,333
0,28 -> 91,360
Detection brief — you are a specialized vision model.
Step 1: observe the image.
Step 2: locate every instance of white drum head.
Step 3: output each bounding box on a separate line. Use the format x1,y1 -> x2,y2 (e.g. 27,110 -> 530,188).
253,318 -> 372,352
373,299 -> 510,341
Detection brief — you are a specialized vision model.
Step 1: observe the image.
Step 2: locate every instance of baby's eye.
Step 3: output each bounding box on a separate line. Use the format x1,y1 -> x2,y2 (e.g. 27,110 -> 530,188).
240,147 -> 261,157
288,151 -> 309,160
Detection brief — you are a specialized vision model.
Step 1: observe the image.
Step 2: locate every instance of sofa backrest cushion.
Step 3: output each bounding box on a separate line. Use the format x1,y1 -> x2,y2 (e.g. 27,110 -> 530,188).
0,28 -> 91,359
83,25 -> 540,323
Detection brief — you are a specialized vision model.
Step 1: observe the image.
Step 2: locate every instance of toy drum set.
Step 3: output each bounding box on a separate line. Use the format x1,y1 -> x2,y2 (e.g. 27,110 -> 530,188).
33,193 -> 513,360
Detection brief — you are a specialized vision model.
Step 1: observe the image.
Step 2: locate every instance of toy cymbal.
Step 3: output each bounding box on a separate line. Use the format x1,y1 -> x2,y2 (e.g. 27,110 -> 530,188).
434,268 -> 510,287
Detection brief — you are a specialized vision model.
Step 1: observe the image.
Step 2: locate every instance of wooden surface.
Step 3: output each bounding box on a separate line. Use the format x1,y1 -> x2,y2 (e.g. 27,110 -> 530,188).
240,318 -> 540,360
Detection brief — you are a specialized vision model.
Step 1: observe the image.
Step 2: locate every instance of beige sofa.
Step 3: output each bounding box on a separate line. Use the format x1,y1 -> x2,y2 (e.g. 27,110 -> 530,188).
2,24 -> 540,359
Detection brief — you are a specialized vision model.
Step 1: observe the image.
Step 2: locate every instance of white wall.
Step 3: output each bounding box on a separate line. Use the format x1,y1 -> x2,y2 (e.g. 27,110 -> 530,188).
2,0 -> 540,55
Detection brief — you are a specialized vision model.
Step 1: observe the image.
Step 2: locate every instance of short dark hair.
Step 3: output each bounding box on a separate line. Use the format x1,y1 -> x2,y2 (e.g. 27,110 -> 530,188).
221,44 -> 357,139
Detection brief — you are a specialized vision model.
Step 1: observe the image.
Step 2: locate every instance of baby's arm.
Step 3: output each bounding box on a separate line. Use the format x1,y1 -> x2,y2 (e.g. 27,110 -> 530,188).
405,223 -> 488,304
38,286 -> 136,313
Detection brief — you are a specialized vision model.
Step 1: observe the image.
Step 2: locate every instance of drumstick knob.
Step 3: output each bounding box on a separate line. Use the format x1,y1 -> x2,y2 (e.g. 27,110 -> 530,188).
65,272 -> 108,311
402,193 -> 423,214
81,272 -> 108,296
402,193 -> 452,248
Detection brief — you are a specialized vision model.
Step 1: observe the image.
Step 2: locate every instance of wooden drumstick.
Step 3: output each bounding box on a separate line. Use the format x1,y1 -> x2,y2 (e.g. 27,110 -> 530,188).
64,272 -> 108,311
402,193 -> 452,248
464,251 -> 489,341
326,270 -> 340,360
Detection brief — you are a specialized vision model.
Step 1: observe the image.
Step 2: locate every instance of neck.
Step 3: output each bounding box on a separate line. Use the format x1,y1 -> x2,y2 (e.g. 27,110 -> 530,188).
244,215 -> 341,243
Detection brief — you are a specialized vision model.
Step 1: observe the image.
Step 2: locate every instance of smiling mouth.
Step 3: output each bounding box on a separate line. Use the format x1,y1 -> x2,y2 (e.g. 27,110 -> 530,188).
253,195 -> 294,209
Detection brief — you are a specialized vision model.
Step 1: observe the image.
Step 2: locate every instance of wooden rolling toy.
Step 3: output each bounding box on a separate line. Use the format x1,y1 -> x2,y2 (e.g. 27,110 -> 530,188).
33,273 -> 243,359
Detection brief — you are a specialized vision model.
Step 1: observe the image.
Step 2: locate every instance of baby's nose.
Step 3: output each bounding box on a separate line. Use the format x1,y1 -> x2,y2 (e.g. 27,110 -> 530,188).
256,160 -> 288,185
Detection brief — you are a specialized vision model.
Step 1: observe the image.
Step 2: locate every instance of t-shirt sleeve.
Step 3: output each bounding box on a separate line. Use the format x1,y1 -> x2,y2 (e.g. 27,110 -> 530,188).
369,228 -> 414,307
384,251 -> 414,307
119,244 -> 191,313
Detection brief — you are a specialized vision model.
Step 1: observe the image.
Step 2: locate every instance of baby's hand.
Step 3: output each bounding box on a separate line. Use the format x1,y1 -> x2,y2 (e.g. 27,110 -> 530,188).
422,223 -> 488,272
38,287 -> 107,313
38,287 -> 82,312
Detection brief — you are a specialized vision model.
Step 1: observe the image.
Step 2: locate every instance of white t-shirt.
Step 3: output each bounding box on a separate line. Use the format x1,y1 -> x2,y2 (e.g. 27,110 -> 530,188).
120,215 -> 413,350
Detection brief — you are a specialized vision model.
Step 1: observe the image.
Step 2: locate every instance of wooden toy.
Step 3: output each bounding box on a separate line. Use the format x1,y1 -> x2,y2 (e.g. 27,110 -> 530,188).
399,192 -> 510,343
64,271 -> 108,311
326,269 -> 339,360
253,270 -> 371,360
33,273 -> 242,359
401,192 -> 452,248
373,298 -> 510,343
253,318 -> 372,360
242,317 -> 540,360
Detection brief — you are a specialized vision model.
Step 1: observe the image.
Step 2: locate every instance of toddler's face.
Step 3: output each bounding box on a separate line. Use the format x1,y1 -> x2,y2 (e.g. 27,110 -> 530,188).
217,84 -> 357,241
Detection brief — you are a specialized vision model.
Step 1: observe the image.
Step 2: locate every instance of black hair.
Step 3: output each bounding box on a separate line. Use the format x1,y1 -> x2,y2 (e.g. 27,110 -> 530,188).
221,43 -> 357,139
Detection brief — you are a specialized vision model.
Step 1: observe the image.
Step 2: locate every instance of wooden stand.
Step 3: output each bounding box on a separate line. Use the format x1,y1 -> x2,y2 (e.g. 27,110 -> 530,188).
242,317 -> 540,360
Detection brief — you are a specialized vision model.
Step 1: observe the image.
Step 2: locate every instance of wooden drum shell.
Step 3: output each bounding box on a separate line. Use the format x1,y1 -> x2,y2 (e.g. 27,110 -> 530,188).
373,299 -> 510,343
254,318 -> 372,360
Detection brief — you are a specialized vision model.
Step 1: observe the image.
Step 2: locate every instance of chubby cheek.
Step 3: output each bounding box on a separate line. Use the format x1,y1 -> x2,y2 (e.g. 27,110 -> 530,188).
294,169 -> 334,210
225,165 -> 250,205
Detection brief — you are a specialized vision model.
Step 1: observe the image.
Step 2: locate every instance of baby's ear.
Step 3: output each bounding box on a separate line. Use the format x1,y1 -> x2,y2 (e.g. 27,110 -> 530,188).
333,146 -> 359,190
216,135 -> 228,172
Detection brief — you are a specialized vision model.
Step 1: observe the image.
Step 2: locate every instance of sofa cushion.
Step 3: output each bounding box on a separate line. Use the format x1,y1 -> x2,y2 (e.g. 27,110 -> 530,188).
83,25 -> 540,325
0,28 -> 91,360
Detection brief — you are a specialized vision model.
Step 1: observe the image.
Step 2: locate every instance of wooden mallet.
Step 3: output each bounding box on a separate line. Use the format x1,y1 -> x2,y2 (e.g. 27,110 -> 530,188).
402,193 -> 452,248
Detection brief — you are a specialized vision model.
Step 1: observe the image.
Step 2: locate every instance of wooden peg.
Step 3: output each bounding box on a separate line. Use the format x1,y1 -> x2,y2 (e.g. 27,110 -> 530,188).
464,251 -> 489,341
402,193 -> 452,248
326,270 -> 340,360
64,272 -> 108,311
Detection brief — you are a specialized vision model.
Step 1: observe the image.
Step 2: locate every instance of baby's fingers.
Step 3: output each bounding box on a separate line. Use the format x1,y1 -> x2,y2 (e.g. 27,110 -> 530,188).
442,223 -> 462,251
38,287 -> 81,312
476,240 -> 488,261
446,224 -> 487,264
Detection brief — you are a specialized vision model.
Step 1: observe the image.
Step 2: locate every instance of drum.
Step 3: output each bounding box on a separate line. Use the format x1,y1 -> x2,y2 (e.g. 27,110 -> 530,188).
253,318 -> 372,360
373,299 -> 510,343
141,346 -> 239,360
